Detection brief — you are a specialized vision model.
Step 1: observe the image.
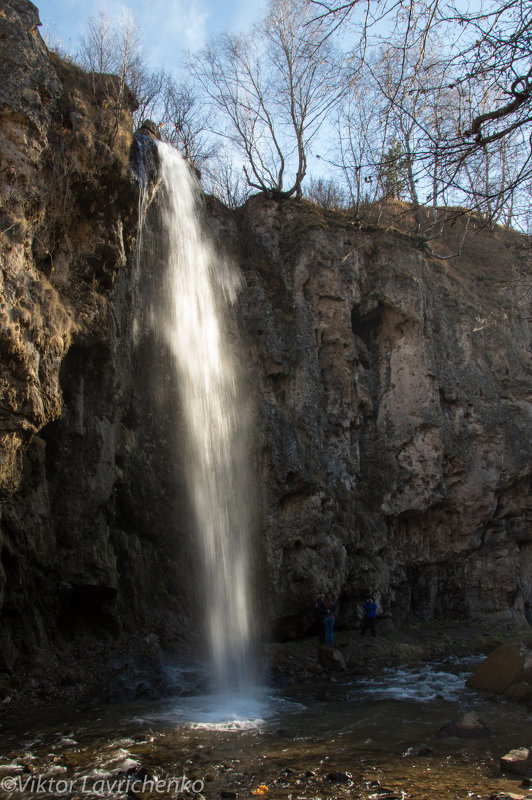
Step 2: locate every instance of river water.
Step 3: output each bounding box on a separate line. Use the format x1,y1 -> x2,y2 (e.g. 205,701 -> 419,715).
0,656 -> 530,800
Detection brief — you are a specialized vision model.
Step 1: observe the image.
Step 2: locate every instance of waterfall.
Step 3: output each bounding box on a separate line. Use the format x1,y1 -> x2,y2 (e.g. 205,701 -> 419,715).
137,138 -> 256,697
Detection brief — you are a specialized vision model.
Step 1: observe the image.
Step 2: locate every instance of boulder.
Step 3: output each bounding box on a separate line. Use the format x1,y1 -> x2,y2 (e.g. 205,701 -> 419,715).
318,645 -> 346,672
500,748 -> 532,777
504,681 -> 532,703
439,710 -> 490,738
136,119 -> 161,139
489,794 -> 527,800
466,643 -> 528,693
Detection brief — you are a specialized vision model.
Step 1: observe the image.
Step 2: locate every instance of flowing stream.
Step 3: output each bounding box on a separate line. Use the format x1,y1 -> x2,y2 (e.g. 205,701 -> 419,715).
0,658 -> 530,800
140,140 -> 256,698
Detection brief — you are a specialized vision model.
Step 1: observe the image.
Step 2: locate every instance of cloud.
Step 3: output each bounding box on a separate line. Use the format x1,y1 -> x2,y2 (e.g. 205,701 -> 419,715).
135,0 -> 210,55
182,4 -> 210,50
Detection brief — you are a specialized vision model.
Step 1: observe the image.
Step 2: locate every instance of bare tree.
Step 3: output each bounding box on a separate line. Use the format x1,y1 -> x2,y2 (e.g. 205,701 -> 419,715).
308,0 -> 532,226
202,151 -> 251,209
79,10 -> 115,74
192,0 -> 346,198
79,11 -> 164,143
304,175 -> 348,209
159,78 -> 219,167
333,77 -> 383,211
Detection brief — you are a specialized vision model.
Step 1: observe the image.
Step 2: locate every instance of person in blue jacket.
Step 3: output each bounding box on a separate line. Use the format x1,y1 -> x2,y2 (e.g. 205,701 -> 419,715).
360,597 -> 377,637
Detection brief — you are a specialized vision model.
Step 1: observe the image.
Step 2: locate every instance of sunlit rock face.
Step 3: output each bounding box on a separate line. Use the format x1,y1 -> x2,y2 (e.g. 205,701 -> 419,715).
0,0 -> 187,680
222,196 -> 532,637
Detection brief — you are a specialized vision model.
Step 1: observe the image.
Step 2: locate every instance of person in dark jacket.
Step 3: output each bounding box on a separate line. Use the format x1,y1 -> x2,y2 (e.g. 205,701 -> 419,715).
360,597 -> 377,637
316,593 -> 336,646
315,595 -> 327,644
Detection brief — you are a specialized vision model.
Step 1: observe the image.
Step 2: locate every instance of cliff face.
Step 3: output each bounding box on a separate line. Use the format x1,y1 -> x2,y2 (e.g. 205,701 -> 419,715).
229,198 -> 532,636
0,1 -> 187,687
0,0 -> 531,690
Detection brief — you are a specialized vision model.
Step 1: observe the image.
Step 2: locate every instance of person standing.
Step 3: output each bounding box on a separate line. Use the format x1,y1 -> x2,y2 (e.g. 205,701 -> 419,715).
322,593 -> 336,646
315,595 -> 327,644
360,597 -> 377,637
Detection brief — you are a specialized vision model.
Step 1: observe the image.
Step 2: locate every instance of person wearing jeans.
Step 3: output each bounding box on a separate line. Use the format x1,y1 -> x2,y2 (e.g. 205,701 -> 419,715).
361,597 -> 377,637
324,612 -> 335,645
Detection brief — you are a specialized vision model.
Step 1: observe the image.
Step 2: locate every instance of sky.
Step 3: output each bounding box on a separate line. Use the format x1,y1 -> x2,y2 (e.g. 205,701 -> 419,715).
36,0 -> 267,73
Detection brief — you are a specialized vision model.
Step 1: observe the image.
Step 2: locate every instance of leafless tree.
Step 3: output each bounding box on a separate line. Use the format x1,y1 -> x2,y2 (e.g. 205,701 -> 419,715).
79,10 -> 115,74
79,11 -> 146,142
192,0 -> 347,198
202,151 -> 251,209
304,176 -> 348,209
159,78 -> 219,167
307,0 -> 532,228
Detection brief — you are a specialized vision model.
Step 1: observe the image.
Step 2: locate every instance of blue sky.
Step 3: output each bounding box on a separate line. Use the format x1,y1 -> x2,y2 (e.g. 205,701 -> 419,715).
37,0 -> 267,72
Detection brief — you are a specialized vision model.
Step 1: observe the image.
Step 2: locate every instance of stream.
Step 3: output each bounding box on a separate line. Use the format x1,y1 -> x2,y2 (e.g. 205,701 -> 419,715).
0,655 -> 530,800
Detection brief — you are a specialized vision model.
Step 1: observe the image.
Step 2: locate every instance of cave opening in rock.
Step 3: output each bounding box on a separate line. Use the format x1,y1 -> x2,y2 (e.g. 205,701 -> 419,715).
57,584 -> 118,639
351,303 -> 384,345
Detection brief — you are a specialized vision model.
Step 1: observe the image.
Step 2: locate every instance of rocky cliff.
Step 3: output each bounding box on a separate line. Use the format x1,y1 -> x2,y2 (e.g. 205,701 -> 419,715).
0,0 -> 189,694
0,0 -> 531,695
227,198 -> 532,636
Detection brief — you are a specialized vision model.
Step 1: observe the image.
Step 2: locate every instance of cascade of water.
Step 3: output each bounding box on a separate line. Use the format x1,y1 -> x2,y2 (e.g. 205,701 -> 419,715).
139,139 -> 256,697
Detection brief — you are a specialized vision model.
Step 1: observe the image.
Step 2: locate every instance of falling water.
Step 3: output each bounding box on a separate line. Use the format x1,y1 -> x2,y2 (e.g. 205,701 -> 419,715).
138,139 -> 256,698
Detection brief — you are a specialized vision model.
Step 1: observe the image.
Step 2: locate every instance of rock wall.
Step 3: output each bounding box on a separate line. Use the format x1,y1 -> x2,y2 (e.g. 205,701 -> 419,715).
226,197 -> 532,637
0,0 -> 531,689
0,0 -> 189,687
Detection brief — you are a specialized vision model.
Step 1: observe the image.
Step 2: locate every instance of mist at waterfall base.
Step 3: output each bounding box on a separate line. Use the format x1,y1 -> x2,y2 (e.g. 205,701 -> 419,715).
135,137 -> 263,726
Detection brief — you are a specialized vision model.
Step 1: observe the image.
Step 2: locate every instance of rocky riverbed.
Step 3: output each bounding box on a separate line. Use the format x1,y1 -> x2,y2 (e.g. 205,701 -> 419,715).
1,631 -> 532,800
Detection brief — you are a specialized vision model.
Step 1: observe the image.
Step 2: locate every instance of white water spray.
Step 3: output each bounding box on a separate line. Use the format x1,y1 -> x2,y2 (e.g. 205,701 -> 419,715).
142,140 -> 256,697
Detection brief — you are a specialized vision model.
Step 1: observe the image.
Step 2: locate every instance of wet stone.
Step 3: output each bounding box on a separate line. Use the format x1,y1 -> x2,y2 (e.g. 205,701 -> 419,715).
403,745 -> 433,757
326,771 -> 350,783
500,748 -> 532,776
489,793 -> 527,800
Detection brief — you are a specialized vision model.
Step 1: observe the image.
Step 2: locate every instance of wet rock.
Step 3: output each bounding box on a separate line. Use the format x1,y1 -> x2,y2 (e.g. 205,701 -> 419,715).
124,766 -> 155,782
0,673 -> 12,697
326,772 -> 350,783
504,681 -> 532,703
372,794 -> 403,800
136,119 -> 161,140
403,745 -> 433,757
439,711 -> 490,738
318,646 -> 346,672
500,748 -> 532,777
0,764 -> 24,775
362,779 -> 382,789
490,794 -> 527,800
